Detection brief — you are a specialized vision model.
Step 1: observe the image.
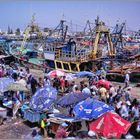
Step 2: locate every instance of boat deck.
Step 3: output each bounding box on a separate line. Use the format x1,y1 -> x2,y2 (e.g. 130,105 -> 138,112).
28,58 -> 44,65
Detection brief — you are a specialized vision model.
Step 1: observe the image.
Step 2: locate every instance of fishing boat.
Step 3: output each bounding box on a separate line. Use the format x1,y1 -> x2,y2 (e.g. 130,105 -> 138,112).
8,15 -> 46,70
44,18 -> 115,73
107,59 -> 140,82
9,42 -> 45,70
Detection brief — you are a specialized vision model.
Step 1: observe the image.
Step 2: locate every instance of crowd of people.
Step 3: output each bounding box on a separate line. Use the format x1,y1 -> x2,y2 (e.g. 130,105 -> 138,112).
0,60 -> 140,139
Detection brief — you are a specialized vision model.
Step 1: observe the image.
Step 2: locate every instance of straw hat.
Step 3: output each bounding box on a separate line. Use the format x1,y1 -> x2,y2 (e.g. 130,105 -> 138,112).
126,101 -> 131,106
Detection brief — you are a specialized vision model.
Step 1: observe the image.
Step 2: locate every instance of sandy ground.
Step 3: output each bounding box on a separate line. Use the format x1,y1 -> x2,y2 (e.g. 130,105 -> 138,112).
0,68 -> 139,139
0,119 -> 33,139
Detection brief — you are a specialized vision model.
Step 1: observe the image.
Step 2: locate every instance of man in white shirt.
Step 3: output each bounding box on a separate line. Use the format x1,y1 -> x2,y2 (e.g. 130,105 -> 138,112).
109,84 -> 117,98
119,102 -> 129,119
132,103 -> 139,119
82,84 -> 91,95
124,71 -> 130,89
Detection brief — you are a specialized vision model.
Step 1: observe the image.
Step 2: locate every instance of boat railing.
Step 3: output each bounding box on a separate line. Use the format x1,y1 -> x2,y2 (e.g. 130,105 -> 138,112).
57,49 -> 91,62
44,45 -> 55,52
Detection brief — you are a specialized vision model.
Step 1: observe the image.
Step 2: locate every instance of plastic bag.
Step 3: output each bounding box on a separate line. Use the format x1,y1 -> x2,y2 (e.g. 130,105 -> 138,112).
41,120 -> 45,128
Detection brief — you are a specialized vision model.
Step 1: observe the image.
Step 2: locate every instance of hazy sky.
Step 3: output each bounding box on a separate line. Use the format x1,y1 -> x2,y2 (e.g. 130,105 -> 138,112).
0,0 -> 140,31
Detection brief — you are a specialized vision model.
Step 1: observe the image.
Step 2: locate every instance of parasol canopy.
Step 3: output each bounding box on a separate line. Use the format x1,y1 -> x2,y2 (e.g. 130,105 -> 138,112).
0,77 -> 14,92
89,111 -> 132,139
56,92 -> 91,107
30,86 -> 57,113
6,82 -> 29,92
73,98 -> 114,120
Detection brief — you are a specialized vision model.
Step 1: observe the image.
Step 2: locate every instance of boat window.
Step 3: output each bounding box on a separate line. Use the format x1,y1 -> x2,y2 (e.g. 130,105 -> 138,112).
56,62 -> 62,69
70,63 -> 78,71
47,60 -> 55,68
63,63 -> 70,71
26,51 -> 37,58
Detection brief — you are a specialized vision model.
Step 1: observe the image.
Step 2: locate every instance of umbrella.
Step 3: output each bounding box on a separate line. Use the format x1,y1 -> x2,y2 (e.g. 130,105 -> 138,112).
6,82 -> 29,92
75,71 -> 94,77
47,70 -> 65,77
96,79 -> 111,89
73,98 -> 114,120
89,112 -> 132,139
0,77 -> 14,92
30,86 -> 57,113
56,92 -> 91,107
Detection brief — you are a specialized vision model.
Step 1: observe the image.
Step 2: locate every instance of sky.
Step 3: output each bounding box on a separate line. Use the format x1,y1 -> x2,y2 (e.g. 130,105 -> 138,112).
0,0 -> 140,32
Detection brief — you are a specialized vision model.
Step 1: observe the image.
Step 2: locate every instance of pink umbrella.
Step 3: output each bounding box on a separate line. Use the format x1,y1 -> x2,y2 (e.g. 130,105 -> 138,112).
47,70 -> 65,77
96,79 -> 111,90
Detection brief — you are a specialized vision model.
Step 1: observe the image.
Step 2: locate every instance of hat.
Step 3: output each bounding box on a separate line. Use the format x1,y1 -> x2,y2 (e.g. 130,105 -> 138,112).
61,122 -> 68,127
88,130 -> 96,137
126,101 -> 131,106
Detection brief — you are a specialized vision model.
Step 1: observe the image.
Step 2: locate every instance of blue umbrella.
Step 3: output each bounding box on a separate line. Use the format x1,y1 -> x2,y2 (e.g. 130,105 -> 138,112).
30,86 -> 57,113
75,71 -> 94,77
73,98 -> 114,120
56,92 -> 91,107
0,77 -> 14,92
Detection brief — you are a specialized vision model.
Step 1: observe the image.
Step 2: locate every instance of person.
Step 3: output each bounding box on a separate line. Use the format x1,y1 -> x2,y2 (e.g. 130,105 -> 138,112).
119,101 -> 129,120
60,76 -> 66,93
80,81 -> 85,91
55,122 -> 70,139
72,81 -> 78,93
130,98 -> 138,109
98,85 -> 108,103
40,118 -> 50,138
30,76 -> 38,95
132,102 -> 139,120
44,76 -> 51,87
89,76 -> 94,86
116,85 -> 123,101
117,85 -> 123,95
124,71 -> 130,89
39,112 -> 51,138
100,67 -> 106,79
109,84 -> 117,102
53,77 -> 60,91
19,69 -> 24,77
124,87 -> 132,101
65,80 -> 69,92
18,75 -> 27,102
38,77 -> 44,88
108,93 -> 114,106
12,97 -> 21,119
25,67 -> 31,80
82,84 -> 91,95
75,86 -> 81,94
90,84 -> 98,94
